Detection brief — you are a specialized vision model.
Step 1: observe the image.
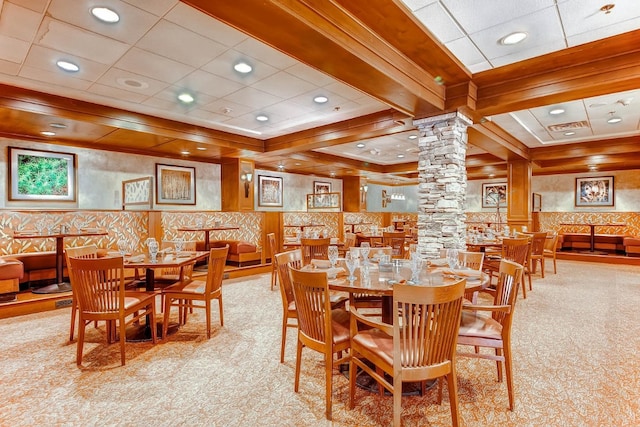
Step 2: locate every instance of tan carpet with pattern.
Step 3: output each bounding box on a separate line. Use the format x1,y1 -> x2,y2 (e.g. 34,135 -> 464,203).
1,259 -> 638,426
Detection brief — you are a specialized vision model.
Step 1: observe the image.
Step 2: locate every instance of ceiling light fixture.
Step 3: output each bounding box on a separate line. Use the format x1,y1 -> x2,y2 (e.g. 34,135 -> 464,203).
549,108 -> 565,115
177,92 -> 195,104
91,7 -> 120,23
49,123 -> 67,129
277,164 -> 284,170
196,147 -> 206,151
41,131 -> 55,136
313,95 -> 328,104
564,131 -> 576,136
500,32 -> 527,45
600,4 -> 615,14
356,143 -> 365,148
256,114 -> 269,122
607,116 -> 622,124
56,60 -> 79,72
181,151 -> 190,155
408,135 -> 418,140
233,61 -> 252,74
397,154 -> 405,159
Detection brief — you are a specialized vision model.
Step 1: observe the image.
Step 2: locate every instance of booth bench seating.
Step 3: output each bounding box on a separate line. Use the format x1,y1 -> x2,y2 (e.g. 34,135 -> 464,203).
623,237 -> 640,256
559,233 -> 628,253
196,240 -> 261,267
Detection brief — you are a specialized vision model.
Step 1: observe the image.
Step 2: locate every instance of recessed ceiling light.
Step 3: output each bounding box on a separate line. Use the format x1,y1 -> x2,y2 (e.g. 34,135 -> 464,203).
180,151 -> 190,155
256,114 -> 269,122
408,135 -> 418,140
178,92 -> 195,104
116,77 -> 149,89
397,154 -> 405,158
564,131 -> 576,136
607,116 -> 622,124
313,95 -> 328,104
49,123 -> 67,129
277,164 -> 284,170
330,172 -> 336,177
489,173 -> 495,178
41,131 -> 56,136
196,147 -> 206,151
56,60 -> 79,72
500,32 -> 527,45
91,7 -> 119,23
233,61 -> 252,74
549,108 -> 565,115
356,143 -> 366,148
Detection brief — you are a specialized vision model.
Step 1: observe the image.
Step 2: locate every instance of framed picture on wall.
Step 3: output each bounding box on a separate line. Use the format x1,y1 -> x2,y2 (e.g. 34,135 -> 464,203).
313,181 -> 331,194
156,164 -> 196,205
123,176 -> 152,208
575,176 -> 614,207
481,182 -> 507,208
8,147 -> 77,201
532,193 -> 542,212
258,175 -> 283,207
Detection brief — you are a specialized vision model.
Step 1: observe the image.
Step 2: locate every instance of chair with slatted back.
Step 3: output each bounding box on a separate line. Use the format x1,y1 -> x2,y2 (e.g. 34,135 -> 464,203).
268,233 -> 278,291
340,233 -> 357,257
274,249 -> 303,363
543,232 -> 559,274
300,238 -> 330,265
382,231 -> 406,259
349,279 -> 467,426
65,245 -> 98,342
154,240 -> 197,286
69,256 -> 157,366
528,231 -> 548,280
289,267 -> 350,421
457,259 -> 524,410
458,251 -> 485,303
484,238 -> 530,298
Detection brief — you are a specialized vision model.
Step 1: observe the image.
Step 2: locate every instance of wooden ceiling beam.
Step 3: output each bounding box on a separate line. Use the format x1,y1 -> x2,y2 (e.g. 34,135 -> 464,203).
474,30 -> 640,116
530,135 -> 640,161
469,123 -> 530,161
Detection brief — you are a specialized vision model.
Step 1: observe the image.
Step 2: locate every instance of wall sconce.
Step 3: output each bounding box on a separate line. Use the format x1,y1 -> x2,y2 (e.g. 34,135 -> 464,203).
241,172 -> 253,198
360,184 -> 368,204
382,189 -> 391,208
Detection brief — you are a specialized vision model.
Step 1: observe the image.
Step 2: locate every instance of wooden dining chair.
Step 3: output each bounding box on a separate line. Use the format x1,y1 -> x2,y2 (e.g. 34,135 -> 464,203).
485,238 -> 529,298
340,232 -> 357,257
349,279 -> 467,427
162,245 -> 228,339
65,245 -> 98,342
543,232 -> 559,274
381,231 -> 406,259
458,251 -> 484,303
274,249 -> 302,363
69,256 -> 157,366
457,258 -> 524,411
528,231 -> 548,279
300,237 -> 330,265
154,240 -> 197,285
289,267 -> 351,421
267,233 -> 278,291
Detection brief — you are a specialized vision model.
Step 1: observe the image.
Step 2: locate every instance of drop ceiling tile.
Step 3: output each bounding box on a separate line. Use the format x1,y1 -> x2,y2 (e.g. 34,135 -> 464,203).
114,47 -> 194,83
445,37 -> 486,69
468,7 -> 564,61
234,37 -> 297,70
86,82 -> 149,103
252,71 -> 316,99
96,67 -> 169,96
136,20 -> 227,68
122,0 -> 177,16
413,2 -> 464,43
467,61 -> 492,73
567,18 -> 640,47
0,1 -> 41,42
23,44 -> 110,81
199,99 -> 253,118
0,58 -> 21,75
152,84 -> 216,107
8,0 -> 47,13
489,39 -> 566,68
47,0 -> 159,44
285,62 -> 336,86
529,100 -> 588,126
164,2 -> 247,47
174,69 -> 243,98
440,0 -> 555,34
201,49 -> 279,86
35,17 -> 130,65
0,34 -> 30,63
185,108 -> 228,124
224,86 -> 282,110
323,81 -> 366,101
19,65 -> 93,90
559,0 -> 640,37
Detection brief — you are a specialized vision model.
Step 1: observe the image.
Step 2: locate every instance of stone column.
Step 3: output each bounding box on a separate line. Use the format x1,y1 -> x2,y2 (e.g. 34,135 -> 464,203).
413,111 -> 472,259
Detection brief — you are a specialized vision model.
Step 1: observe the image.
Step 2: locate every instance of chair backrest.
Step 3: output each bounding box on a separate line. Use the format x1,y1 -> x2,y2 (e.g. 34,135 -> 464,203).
500,238 -> 530,266
543,232 -> 559,253
161,240 -> 197,251
392,279 -> 466,377
68,256 -> 126,316
289,267 -> 332,350
528,232 -> 547,257
372,246 -> 393,259
267,233 -> 278,261
493,259 -> 524,327
275,249 -> 303,309
458,251 -> 484,271
159,240 -> 197,279
382,231 -> 406,259
204,246 -> 229,295
65,245 -> 98,283
344,233 -> 356,250
300,238 -> 330,265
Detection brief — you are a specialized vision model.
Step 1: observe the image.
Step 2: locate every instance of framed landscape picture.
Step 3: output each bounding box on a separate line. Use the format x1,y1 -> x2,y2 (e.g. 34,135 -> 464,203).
258,175 -> 283,207
482,182 -> 507,208
8,147 -> 76,201
575,176 -> 614,207
156,164 -> 196,205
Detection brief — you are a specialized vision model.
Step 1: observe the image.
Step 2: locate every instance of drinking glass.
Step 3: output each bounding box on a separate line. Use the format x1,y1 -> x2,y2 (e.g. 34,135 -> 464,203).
117,238 -> 129,257
174,236 -> 185,253
146,238 -> 159,262
35,219 -> 46,234
360,242 -> 370,264
328,245 -> 339,268
345,252 -> 359,282
410,252 -> 423,284
446,248 -> 459,269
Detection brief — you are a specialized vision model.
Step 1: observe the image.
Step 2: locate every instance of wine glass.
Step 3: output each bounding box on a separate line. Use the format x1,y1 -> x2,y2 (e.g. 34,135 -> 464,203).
360,242 -> 371,264
410,252 -> 423,284
117,238 -> 129,257
345,252 -> 359,282
146,238 -> 159,263
328,245 -> 339,268
446,248 -> 459,270
174,236 -> 185,254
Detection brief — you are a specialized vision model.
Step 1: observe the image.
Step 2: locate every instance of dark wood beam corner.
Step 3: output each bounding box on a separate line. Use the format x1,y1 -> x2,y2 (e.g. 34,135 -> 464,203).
445,80 -> 477,112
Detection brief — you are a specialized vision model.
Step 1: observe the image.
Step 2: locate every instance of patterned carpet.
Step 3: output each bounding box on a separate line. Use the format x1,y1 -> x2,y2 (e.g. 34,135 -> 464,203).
1,259 -> 638,426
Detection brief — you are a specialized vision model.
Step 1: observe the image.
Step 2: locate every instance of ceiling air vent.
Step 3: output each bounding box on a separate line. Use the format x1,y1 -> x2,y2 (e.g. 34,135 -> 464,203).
547,121 -> 590,132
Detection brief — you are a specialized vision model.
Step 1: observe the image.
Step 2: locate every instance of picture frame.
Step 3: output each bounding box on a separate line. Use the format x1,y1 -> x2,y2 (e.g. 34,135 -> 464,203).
8,147 -> 76,201
258,175 -> 283,207
155,164 -> 196,205
122,176 -> 152,208
575,176 -> 614,207
313,181 -> 331,194
482,182 -> 507,208
307,192 -> 341,210
532,193 -> 542,212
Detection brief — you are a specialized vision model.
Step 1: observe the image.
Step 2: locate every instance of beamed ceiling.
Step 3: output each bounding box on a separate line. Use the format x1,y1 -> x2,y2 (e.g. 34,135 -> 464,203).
0,0 -> 639,184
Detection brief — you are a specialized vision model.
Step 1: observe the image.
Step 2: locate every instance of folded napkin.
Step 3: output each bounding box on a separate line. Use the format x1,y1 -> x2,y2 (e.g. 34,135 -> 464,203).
311,259 -> 332,269
284,237 -> 298,243
326,267 -> 345,279
438,268 -> 482,278
81,227 -> 99,233
176,251 -> 193,258
13,229 -> 37,236
125,254 -> 145,263
429,258 -> 449,267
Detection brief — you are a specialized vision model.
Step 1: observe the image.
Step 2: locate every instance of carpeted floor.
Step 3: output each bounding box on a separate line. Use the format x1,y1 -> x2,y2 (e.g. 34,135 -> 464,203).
1,259 -> 639,426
